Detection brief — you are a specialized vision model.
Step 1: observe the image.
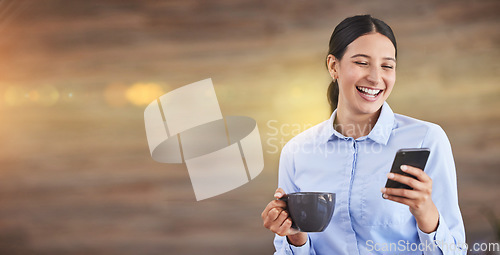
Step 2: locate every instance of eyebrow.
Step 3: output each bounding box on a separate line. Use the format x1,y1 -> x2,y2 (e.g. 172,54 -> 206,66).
350,54 -> 396,62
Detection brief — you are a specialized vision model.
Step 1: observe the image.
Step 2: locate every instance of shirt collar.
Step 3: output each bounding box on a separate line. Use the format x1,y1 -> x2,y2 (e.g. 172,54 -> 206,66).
323,101 -> 395,145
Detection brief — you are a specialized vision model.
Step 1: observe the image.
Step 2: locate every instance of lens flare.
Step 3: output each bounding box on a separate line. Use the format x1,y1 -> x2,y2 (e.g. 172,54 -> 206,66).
4,86 -> 27,106
126,82 -> 164,106
28,90 -> 40,102
38,85 -> 60,106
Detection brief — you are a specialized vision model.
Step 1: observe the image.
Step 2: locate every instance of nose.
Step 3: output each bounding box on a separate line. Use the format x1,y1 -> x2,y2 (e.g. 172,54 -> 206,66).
366,66 -> 381,85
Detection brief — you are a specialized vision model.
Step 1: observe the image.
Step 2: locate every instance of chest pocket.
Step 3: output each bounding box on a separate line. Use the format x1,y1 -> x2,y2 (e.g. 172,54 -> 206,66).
360,171 -> 413,226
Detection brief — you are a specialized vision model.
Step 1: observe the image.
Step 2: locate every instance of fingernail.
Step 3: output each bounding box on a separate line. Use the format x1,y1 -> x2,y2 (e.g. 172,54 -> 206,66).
381,188 -> 386,193
383,194 -> 388,199
387,173 -> 394,179
274,192 -> 282,198
401,165 -> 408,171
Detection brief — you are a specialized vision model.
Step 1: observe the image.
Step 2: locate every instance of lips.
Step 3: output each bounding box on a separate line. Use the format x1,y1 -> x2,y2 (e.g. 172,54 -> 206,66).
356,86 -> 382,97
355,86 -> 384,102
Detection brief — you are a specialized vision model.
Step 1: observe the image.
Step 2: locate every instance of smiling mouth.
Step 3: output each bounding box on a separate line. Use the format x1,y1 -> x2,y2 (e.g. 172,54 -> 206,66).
356,86 -> 383,98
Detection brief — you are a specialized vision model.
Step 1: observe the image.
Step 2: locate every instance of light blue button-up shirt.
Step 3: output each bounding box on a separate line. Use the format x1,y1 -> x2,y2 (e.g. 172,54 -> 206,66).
274,102 -> 466,255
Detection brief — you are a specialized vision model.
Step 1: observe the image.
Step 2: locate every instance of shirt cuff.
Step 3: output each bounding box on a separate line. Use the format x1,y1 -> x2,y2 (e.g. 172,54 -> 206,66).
417,211 -> 467,254
285,235 -> 311,255
417,222 -> 437,246
417,210 -> 441,246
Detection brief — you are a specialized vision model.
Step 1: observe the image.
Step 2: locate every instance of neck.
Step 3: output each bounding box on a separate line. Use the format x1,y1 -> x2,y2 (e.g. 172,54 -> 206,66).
333,107 -> 381,139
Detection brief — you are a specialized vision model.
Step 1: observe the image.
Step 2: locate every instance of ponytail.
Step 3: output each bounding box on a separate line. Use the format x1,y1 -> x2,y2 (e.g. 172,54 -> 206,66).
327,80 -> 339,113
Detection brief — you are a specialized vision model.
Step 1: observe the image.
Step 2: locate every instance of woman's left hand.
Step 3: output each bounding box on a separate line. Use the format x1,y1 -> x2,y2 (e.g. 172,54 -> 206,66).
381,165 -> 439,233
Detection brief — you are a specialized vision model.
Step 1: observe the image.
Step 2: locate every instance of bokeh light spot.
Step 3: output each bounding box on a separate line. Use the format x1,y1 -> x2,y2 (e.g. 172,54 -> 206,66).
125,82 -> 164,106
28,90 -> 40,102
4,86 -> 27,106
38,85 -> 60,106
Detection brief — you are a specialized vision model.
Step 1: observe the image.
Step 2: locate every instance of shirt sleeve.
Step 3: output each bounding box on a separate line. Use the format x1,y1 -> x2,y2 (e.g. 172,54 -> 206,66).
274,235 -> 314,255
273,142 -> 315,255
420,124 -> 467,255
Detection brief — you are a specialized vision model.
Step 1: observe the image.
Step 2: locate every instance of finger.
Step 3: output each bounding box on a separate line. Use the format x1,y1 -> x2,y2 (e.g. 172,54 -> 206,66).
277,210 -> 289,227
387,172 -> 425,191
262,202 -> 277,220
268,208 -> 283,222
400,165 -> 431,183
263,207 -> 282,229
277,218 -> 294,236
274,188 -> 286,199
261,200 -> 287,219
382,193 -> 412,207
263,207 -> 284,229
382,187 -> 420,199
270,210 -> 289,235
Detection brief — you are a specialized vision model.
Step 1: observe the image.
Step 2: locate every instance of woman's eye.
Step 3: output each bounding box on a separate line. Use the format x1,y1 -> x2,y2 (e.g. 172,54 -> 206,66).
354,61 -> 368,66
382,65 -> 394,69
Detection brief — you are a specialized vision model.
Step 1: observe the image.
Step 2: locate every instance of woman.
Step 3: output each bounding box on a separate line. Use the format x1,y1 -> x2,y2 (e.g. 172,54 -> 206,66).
261,15 -> 466,255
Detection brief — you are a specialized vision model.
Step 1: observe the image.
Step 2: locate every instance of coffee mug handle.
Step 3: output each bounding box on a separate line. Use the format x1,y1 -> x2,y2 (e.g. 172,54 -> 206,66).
276,195 -> 298,230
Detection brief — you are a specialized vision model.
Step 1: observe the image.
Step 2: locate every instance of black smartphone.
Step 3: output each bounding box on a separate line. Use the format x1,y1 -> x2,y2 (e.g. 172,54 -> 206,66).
384,148 -> 430,190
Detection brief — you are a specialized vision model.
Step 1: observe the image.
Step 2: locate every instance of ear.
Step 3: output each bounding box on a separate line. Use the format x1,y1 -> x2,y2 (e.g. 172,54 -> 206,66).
326,54 -> 339,79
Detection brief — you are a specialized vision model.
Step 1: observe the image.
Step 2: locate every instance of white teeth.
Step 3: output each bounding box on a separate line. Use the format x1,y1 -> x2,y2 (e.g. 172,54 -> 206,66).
357,86 -> 381,95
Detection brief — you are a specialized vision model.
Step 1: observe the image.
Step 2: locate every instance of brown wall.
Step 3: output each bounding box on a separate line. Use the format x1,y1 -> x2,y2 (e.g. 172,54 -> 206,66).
0,0 -> 499,254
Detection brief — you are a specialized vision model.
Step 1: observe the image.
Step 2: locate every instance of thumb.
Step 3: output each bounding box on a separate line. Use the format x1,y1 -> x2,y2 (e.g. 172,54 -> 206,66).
274,188 -> 285,199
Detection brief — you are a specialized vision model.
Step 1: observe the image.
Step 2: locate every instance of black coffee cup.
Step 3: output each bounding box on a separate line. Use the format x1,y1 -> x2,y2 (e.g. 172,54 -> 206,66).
279,192 -> 335,232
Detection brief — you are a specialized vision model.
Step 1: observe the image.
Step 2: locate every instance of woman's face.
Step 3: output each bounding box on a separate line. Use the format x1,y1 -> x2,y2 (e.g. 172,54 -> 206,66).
330,32 -> 396,116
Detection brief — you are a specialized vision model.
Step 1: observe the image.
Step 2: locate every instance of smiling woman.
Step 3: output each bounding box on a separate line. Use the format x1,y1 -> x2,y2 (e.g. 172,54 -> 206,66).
261,15 -> 467,255
328,33 -> 396,123
325,15 -> 397,114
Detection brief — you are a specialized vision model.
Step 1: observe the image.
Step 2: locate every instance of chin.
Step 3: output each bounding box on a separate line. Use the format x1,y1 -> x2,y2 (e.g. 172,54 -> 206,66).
358,101 -> 383,114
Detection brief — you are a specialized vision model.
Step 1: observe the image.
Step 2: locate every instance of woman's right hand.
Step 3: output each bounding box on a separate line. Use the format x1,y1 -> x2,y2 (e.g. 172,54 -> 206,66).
261,188 -> 308,246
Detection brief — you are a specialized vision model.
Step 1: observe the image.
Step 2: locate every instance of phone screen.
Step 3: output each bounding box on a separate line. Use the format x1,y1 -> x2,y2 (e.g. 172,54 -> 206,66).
384,148 -> 430,190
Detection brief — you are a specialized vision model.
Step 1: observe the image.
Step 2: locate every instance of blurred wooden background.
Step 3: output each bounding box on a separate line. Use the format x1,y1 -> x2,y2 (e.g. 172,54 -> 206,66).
0,0 -> 499,254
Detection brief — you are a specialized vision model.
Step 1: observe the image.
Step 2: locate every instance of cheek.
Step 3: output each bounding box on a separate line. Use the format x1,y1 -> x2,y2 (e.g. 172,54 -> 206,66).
384,74 -> 396,91
340,69 -> 361,85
